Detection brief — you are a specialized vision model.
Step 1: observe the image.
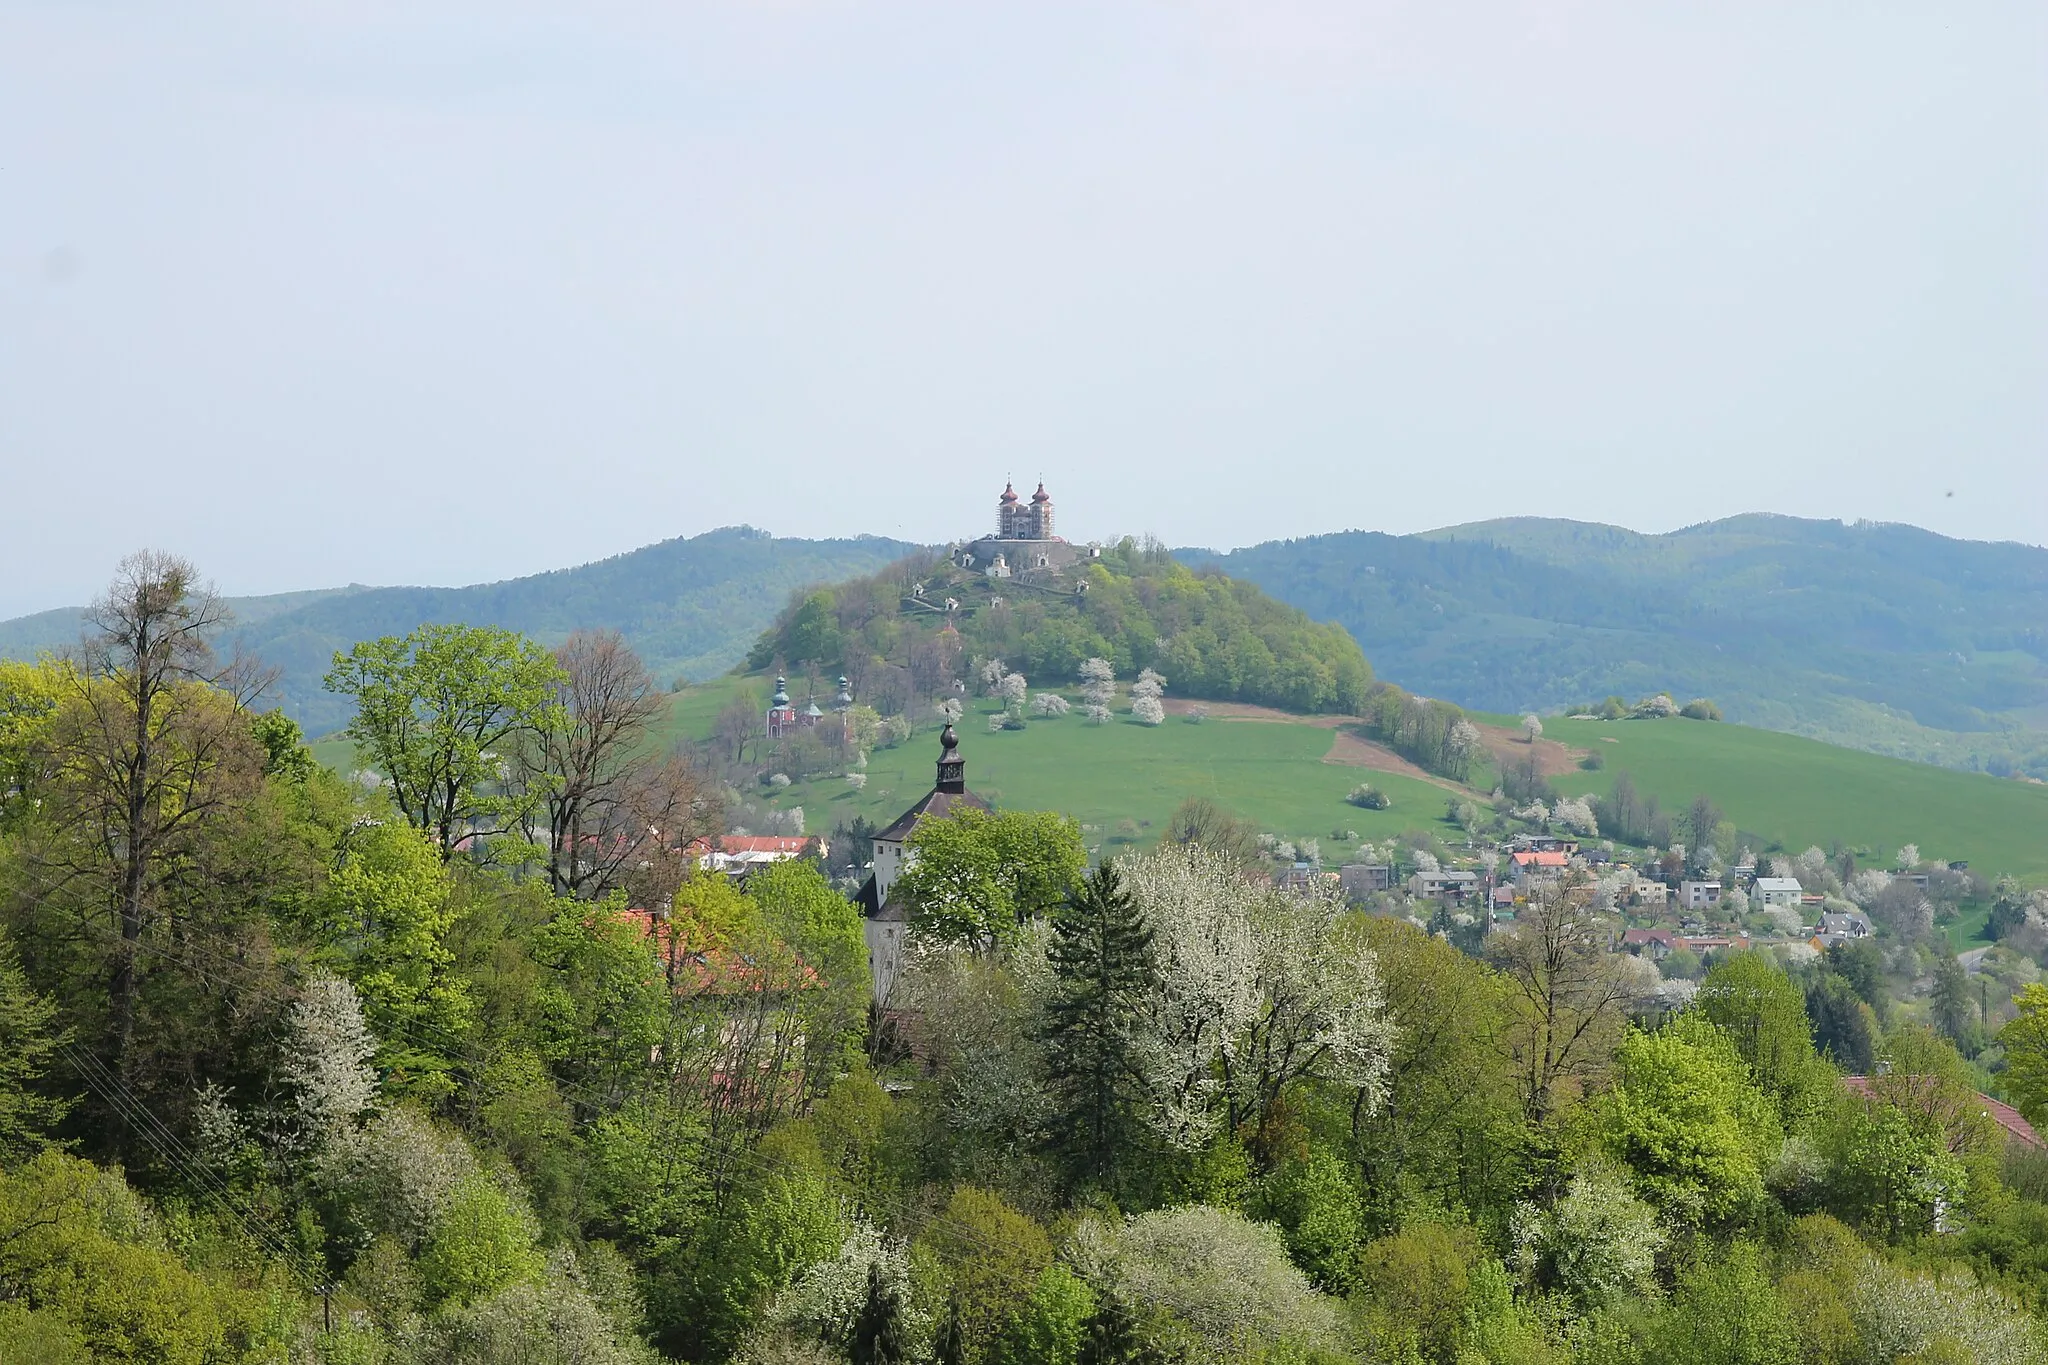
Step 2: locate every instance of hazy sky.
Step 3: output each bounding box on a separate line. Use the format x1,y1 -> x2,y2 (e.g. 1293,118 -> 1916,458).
4,2 -> 2044,617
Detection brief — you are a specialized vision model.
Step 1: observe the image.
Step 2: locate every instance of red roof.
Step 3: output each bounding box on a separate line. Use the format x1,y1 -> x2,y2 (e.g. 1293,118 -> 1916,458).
1513,851 -> 1569,867
1000,482 -> 1018,502
1843,1075 -> 2044,1151
619,908 -> 823,994
687,835 -> 820,859
1031,483 -> 1050,502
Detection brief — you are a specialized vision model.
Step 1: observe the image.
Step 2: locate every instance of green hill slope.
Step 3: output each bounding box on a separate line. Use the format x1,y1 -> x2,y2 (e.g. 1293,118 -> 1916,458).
746,540 -> 1374,715
1186,514 -> 2048,777
1,528 -> 918,736
660,677 -> 2048,885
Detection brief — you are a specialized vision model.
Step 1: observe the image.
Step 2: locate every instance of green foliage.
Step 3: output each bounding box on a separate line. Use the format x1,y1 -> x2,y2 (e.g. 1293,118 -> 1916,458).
1820,1095 -> 1970,1242
1581,1016 -> 1780,1227
416,1170 -> 547,1308
2001,983 -> 2048,1130
526,892 -> 669,1105
750,549 -> 1374,716
0,1152 -> 282,1364
1258,1148 -> 1366,1293
899,807 -> 1086,948
1042,863 -> 1161,1194
913,1186 -> 1053,1357
1805,974 -> 1879,1073
991,1263 -> 1097,1365
1647,1242 -> 1798,1365
1350,1221 -> 1484,1363
321,819 -> 477,1096
851,1261 -> 911,1365
1692,952 -> 1833,1127
325,622 -> 565,860
0,930 -> 70,1160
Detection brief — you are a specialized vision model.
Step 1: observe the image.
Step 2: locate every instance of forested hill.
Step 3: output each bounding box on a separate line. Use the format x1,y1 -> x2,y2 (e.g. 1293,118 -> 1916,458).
747,540 -> 1375,715
0,528 -> 918,736
1184,514 -> 2048,777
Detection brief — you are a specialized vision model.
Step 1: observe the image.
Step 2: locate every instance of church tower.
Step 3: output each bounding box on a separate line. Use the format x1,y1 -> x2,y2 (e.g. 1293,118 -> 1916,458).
1029,481 -> 1054,540
998,481 -> 1020,538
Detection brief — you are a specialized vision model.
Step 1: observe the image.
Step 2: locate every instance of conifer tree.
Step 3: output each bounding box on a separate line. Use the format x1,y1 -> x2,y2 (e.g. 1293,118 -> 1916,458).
1078,1294 -> 1158,1365
933,1293 -> 967,1365
1041,862 -> 1160,1193
852,1262 -> 909,1365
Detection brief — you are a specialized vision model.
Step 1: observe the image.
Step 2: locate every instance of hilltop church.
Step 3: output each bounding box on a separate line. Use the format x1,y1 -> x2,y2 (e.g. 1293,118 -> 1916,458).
955,480 -> 1093,580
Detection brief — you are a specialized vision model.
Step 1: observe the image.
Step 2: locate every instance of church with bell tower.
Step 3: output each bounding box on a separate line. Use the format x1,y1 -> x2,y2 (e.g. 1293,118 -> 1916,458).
958,479 -> 1089,580
855,722 -> 990,1004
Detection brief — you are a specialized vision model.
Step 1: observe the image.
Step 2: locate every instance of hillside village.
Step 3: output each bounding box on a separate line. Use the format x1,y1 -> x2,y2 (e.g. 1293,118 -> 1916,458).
3,527 -> 2048,1365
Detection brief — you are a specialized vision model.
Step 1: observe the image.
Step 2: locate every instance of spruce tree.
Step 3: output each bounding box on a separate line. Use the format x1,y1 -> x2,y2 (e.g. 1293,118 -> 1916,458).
933,1293 -> 967,1365
1078,1294 -> 1157,1365
1041,862 -> 1160,1193
851,1263 -> 908,1365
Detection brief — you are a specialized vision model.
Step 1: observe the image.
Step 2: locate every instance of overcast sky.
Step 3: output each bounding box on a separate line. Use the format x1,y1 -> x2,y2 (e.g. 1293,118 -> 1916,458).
3,2 -> 2044,617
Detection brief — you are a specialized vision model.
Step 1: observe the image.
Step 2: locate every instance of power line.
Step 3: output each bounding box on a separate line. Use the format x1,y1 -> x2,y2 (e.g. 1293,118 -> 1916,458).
81,916 -> 1048,1267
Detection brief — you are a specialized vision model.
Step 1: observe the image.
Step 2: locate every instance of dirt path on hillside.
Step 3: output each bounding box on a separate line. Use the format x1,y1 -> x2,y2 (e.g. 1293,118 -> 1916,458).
1159,698 -> 1474,794
1471,721 -> 1588,778
1162,698 -> 1350,727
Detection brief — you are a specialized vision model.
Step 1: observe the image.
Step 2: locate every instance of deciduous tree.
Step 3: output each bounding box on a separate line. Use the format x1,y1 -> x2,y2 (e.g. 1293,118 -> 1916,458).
325,623 -> 565,861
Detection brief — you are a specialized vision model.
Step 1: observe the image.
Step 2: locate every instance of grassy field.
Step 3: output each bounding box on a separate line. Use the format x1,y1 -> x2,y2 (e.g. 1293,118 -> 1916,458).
1531,715 -> 2048,884
313,678 -> 2048,883
661,677 -> 1454,857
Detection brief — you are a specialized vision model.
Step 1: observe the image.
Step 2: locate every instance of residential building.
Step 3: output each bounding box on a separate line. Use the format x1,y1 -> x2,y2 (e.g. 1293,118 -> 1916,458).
687,834 -> 828,877
1753,877 -> 1804,908
1340,863 -> 1393,897
1679,879 -> 1723,911
1410,869 -> 1480,901
1512,850 -> 1569,887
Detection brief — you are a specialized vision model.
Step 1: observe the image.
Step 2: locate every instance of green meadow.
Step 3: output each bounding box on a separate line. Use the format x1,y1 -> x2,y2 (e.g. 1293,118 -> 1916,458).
313,675 -> 2048,883
1533,715 -> 2048,884
660,676 -> 1452,856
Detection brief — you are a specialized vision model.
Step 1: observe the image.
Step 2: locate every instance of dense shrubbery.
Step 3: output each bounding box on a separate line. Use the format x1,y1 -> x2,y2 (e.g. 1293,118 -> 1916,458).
746,543 -> 1374,716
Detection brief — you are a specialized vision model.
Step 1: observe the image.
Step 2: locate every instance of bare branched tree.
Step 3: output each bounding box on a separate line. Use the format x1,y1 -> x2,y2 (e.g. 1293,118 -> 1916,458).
1486,875 -> 1636,1128
43,552 -> 270,1077
519,630 -> 719,899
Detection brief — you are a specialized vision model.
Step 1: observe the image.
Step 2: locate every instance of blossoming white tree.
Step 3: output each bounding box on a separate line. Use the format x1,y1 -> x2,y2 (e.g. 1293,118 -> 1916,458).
1079,657 -> 1116,712
1118,844 -> 1393,1148
1031,693 -> 1070,718
1552,796 -> 1599,838
1521,713 -> 1544,743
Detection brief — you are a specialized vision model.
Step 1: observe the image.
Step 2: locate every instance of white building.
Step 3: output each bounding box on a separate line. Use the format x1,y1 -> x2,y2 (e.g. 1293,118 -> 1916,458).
1753,877 -> 1803,908
855,724 -> 989,1005
1680,879 -> 1723,911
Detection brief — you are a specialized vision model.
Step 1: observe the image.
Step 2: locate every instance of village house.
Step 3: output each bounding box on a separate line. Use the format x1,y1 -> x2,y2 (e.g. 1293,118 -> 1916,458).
1409,868 -> 1481,902
1511,850 -> 1569,888
1340,863 -> 1394,897
1752,876 -> 1804,908
686,833 -> 828,878
1679,879 -> 1723,911
1814,908 -> 1875,948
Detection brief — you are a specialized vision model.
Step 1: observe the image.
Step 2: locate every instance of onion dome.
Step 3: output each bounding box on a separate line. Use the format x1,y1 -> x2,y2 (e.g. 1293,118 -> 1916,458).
771,676 -> 790,708
935,723 -> 965,793
835,675 -> 854,709
999,482 -> 1019,503
1031,482 -> 1050,503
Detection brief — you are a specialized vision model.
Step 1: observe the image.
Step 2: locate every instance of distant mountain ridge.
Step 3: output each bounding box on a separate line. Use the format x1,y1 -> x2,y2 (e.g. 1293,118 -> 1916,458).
1183,514 -> 2048,777
0,528 -> 920,737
